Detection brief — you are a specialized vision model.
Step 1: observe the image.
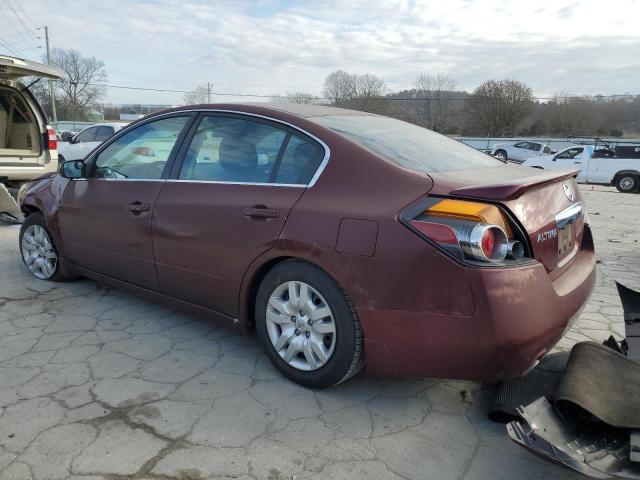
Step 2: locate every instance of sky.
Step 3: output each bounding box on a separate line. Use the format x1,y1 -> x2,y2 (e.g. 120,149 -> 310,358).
2,0 -> 640,104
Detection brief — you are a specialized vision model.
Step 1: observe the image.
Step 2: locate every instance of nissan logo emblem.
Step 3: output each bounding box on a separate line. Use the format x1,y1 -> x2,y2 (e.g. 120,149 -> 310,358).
562,183 -> 575,202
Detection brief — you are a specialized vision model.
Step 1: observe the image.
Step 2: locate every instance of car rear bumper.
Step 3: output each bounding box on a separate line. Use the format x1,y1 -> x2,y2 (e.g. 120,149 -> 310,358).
358,225 -> 597,383
0,153 -> 57,181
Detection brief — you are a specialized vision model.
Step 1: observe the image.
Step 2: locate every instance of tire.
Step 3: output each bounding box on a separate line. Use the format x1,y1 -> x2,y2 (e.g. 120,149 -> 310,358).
614,174 -> 638,193
19,212 -> 68,281
255,260 -> 364,388
494,149 -> 507,161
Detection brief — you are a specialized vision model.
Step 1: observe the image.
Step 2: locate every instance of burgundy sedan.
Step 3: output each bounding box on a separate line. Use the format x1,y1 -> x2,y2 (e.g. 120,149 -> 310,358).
17,104 -> 596,388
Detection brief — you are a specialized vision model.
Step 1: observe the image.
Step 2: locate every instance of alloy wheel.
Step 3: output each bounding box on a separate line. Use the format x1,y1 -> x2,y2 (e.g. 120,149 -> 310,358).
265,281 -> 336,371
21,224 -> 57,280
619,176 -> 635,191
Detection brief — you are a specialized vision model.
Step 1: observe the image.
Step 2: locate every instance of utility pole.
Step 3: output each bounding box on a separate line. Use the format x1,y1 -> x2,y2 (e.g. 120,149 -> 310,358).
44,26 -> 57,124
206,82 -> 213,103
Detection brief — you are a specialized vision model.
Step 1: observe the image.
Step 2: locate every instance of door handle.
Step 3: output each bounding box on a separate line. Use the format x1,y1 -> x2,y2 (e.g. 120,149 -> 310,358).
126,202 -> 151,215
573,161 -> 582,164
243,206 -> 280,219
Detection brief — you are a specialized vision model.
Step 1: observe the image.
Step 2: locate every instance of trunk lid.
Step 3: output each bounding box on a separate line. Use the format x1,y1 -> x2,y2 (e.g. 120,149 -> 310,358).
429,165 -> 585,277
0,55 -> 63,80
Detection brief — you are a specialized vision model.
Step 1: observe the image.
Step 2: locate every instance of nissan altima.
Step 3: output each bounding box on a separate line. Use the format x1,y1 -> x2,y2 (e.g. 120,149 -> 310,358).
17,103 -> 596,388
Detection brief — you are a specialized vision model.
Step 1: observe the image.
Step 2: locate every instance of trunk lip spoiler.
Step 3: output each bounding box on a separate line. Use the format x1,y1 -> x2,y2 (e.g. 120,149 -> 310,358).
448,168 -> 580,201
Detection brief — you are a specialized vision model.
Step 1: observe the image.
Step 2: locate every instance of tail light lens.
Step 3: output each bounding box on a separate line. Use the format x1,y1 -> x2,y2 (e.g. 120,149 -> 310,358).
403,198 -> 530,264
46,127 -> 57,150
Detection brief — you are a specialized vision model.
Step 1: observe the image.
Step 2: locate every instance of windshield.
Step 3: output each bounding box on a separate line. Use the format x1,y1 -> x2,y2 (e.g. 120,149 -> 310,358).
311,115 -> 502,173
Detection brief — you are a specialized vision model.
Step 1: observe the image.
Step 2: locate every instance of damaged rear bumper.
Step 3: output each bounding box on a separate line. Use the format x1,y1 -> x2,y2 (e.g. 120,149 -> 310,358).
504,282 -> 640,479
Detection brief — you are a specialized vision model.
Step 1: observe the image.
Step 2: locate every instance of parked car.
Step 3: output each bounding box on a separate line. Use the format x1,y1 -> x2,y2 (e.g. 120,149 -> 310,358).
523,144 -> 640,192
0,55 -> 63,221
492,141 -> 555,163
57,130 -> 79,142
17,104 -> 596,388
57,122 -> 127,162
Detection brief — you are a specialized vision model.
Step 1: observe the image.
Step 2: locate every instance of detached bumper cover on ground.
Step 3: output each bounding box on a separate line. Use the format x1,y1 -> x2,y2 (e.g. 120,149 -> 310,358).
0,183 -> 22,223
506,283 -> 640,478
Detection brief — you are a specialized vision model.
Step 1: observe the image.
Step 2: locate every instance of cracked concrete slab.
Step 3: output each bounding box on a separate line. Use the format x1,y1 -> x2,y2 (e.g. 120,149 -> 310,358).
0,186 -> 637,479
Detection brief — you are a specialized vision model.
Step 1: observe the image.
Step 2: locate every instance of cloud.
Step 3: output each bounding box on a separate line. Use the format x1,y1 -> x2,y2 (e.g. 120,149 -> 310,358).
4,0 -> 640,103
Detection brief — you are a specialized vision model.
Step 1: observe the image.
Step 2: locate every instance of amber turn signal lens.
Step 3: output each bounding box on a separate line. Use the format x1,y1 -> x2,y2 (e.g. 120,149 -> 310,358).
425,199 -> 513,237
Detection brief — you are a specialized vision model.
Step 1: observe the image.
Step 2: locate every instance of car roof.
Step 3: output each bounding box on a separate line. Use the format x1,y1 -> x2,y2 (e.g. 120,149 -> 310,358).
163,102 -> 377,120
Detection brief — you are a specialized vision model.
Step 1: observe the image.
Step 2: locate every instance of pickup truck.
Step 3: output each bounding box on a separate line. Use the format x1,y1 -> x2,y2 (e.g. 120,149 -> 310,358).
522,145 -> 640,192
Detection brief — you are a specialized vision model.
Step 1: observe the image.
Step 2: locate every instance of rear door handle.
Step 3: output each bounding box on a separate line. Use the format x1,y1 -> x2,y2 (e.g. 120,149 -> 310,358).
126,202 -> 151,215
243,206 -> 280,219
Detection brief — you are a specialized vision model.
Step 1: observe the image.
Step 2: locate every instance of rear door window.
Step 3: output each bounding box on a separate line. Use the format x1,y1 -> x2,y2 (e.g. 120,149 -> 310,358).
95,126 -> 115,142
178,115 -> 323,185
75,127 -> 98,143
274,135 -> 323,184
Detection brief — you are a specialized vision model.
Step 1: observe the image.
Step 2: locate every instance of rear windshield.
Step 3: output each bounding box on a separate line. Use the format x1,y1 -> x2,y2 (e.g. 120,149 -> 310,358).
311,115 -> 502,173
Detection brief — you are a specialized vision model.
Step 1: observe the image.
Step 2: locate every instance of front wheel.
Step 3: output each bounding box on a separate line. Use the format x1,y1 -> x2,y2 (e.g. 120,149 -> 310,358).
19,213 -> 67,281
615,174 -> 638,193
255,260 -> 363,388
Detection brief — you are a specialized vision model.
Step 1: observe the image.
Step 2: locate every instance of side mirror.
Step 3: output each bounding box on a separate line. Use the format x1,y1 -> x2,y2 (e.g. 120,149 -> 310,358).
552,155 -> 557,161
59,159 -> 85,179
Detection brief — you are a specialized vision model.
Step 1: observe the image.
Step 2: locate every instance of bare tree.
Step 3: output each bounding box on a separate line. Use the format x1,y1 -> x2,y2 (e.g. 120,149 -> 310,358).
466,79 -> 534,136
183,82 -> 214,104
323,70 -> 387,113
323,70 -> 356,106
544,93 -> 593,136
412,73 -> 457,132
351,73 -> 387,112
47,48 -> 107,121
271,91 -> 321,104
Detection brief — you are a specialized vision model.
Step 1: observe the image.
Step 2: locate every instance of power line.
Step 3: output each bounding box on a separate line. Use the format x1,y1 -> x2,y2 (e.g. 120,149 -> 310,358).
11,0 -> 39,30
83,82 -> 640,102
0,37 -> 21,57
0,27 -> 42,42
1,0 -> 40,49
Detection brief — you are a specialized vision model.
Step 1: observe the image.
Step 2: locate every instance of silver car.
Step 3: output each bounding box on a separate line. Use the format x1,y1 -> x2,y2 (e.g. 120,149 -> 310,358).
491,141 -> 555,163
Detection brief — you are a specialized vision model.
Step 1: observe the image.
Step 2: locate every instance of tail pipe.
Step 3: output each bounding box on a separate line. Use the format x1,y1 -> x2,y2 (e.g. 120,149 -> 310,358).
508,239 -> 525,259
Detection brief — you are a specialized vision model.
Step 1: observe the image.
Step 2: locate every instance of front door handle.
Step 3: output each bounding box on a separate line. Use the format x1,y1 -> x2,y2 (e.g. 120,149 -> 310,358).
243,206 -> 280,219
126,202 -> 151,215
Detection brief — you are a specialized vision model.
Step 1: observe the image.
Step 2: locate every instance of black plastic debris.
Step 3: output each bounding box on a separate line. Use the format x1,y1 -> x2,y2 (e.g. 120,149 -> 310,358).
617,282 -> 640,361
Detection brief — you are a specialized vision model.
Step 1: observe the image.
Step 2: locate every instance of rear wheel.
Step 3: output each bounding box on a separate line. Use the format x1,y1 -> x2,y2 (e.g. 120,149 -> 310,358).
615,174 -> 638,193
19,213 -> 67,281
494,149 -> 507,161
255,260 -> 363,388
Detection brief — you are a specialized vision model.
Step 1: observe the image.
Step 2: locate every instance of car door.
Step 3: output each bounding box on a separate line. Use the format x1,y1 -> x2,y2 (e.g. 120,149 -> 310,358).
57,114 -> 193,289
553,147 -> 586,181
510,142 -> 529,161
152,113 -> 325,318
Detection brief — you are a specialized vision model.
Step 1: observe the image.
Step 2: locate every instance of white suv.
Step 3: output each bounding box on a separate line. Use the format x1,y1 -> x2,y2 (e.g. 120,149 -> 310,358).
0,55 -> 63,221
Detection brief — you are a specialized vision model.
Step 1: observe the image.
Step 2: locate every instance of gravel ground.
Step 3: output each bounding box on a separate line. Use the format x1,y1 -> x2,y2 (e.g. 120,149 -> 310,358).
0,185 -> 637,480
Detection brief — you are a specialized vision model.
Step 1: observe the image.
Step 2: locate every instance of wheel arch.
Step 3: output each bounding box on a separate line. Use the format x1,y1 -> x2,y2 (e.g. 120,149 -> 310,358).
612,170 -> 640,184
238,249 -> 353,331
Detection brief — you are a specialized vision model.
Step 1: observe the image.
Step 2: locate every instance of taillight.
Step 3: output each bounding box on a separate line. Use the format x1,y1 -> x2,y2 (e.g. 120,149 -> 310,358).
47,127 -> 57,150
403,198 -> 529,264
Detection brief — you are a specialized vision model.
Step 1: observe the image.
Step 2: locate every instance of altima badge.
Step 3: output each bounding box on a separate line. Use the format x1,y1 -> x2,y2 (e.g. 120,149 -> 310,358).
562,183 -> 575,202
